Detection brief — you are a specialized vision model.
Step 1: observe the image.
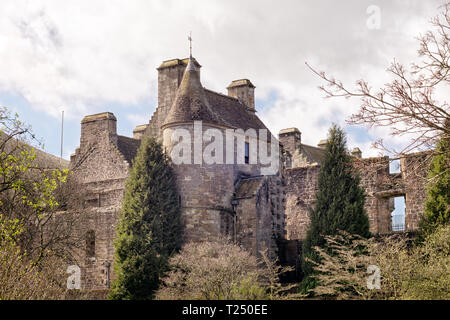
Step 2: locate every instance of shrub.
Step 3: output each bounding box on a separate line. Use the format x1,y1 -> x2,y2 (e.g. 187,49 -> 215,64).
0,215 -> 66,299
309,225 -> 450,300
155,240 -> 298,300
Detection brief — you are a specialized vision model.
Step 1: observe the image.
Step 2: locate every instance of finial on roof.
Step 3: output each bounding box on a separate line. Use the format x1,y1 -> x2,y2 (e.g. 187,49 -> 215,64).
185,32 -> 198,72
188,31 -> 193,58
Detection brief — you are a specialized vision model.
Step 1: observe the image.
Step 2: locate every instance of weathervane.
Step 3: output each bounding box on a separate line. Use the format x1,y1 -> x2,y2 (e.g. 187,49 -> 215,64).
188,31 -> 192,58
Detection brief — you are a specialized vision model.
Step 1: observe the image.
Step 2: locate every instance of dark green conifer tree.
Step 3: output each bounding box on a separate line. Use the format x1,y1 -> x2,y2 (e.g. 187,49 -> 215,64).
301,125 -> 370,281
419,134 -> 449,240
109,136 -> 181,300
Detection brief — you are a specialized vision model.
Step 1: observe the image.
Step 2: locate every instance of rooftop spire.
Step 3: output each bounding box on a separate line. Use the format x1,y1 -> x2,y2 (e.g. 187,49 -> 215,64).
188,31 -> 193,58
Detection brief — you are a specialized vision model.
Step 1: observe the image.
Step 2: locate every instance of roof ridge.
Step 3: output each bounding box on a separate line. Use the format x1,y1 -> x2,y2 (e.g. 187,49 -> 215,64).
301,143 -> 324,151
204,88 -> 240,102
117,134 -> 139,142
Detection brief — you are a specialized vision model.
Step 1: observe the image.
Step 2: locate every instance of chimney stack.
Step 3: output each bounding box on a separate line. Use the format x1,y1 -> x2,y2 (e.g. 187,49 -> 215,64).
351,147 -> 362,158
317,139 -> 328,149
278,128 -> 301,156
80,112 -> 117,146
227,79 -> 255,110
133,124 -> 148,140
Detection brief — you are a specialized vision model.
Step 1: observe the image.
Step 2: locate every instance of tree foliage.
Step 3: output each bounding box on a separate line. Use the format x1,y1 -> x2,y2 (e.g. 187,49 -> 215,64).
0,106 -> 88,299
419,132 -> 450,239
110,136 -> 182,300
0,106 -> 86,263
301,125 -> 370,281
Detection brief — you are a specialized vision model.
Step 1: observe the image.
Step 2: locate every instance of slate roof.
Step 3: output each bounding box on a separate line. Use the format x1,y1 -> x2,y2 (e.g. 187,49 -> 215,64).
299,144 -> 325,164
0,133 -> 69,169
117,135 -> 141,165
204,89 -> 269,131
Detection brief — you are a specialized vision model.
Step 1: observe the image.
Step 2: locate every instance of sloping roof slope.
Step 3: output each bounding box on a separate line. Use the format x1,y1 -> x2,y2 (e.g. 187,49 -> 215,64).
116,135 -> 141,165
300,144 -> 325,164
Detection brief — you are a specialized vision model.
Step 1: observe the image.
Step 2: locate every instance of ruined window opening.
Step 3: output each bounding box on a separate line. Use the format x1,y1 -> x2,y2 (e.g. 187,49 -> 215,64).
391,196 -> 406,232
244,142 -> 249,164
86,230 -> 96,257
389,159 -> 401,174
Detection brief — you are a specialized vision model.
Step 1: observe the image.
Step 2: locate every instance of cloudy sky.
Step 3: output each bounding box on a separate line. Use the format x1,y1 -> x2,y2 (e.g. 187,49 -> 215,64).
0,0 -> 447,161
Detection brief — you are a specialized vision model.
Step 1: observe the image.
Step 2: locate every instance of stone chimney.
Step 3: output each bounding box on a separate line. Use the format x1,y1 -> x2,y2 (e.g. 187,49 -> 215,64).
351,147 -> 362,158
227,79 -> 255,110
133,124 -> 148,140
80,112 -> 117,146
278,128 -> 301,156
317,139 -> 328,149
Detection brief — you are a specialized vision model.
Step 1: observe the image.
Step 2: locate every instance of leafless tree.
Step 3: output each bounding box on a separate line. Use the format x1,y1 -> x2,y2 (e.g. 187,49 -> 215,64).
307,3 -> 449,161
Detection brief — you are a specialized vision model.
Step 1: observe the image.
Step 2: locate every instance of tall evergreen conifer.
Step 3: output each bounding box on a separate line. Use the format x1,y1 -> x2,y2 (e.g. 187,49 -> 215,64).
419,133 -> 449,239
301,125 -> 370,280
109,136 -> 181,300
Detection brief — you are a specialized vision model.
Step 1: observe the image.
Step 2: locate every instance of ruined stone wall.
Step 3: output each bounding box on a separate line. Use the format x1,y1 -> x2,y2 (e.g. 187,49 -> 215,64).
353,156 -> 401,234
285,152 -> 431,240
235,175 -> 286,260
284,165 -> 320,240
401,152 -> 431,230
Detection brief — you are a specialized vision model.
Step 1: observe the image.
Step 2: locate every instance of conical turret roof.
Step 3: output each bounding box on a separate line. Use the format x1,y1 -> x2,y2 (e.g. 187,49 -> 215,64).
163,57 -> 224,127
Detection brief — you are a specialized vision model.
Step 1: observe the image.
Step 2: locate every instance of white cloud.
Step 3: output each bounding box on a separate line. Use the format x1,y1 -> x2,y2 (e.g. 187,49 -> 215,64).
0,0 -> 447,158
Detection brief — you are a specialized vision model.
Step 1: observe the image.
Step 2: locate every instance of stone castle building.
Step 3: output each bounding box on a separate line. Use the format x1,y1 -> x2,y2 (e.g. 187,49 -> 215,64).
68,56 -> 430,290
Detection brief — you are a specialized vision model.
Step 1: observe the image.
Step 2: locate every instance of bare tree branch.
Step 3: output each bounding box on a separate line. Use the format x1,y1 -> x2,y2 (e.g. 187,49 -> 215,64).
306,3 -> 450,158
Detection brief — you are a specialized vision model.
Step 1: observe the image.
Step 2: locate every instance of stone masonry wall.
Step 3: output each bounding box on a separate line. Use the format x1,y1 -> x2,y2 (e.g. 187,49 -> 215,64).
162,122 -> 285,259
235,175 -> 286,260
285,152 -> 431,240
284,165 -> 320,240
69,115 -> 131,291
401,152 -> 431,230
162,123 -> 238,243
